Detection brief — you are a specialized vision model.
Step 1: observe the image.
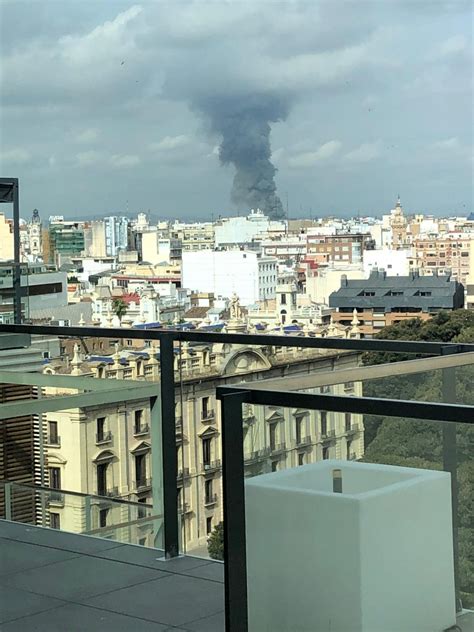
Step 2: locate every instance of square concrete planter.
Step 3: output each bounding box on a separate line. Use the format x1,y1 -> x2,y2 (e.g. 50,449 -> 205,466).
245,460 -> 455,632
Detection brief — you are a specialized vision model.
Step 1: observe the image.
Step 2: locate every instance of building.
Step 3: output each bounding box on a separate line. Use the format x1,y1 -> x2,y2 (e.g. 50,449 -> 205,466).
214,209 -> 285,247
41,328 -> 364,552
182,250 -> 277,306
413,235 -> 474,285
307,233 -> 373,264
389,196 -> 408,249
363,249 -> 412,278
171,221 -> 214,252
0,213 -> 14,261
329,269 -> 464,337
47,219 -> 85,265
0,263 -> 68,324
304,260 -> 365,306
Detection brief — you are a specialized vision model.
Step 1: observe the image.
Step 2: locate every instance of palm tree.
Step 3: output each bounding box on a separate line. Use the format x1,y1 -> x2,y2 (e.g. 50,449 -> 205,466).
112,298 -> 127,324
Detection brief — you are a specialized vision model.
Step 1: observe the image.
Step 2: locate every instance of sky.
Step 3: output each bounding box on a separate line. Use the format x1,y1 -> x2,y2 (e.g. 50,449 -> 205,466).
0,0 -> 472,220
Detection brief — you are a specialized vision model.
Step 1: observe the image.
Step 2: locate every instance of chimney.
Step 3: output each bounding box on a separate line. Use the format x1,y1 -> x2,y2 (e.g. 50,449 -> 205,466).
341,274 -> 348,287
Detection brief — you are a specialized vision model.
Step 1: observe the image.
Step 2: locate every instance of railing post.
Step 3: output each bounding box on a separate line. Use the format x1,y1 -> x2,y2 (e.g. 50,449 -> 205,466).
441,348 -> 461,613
5,482 -> 12,520
219,390 -> 249,632
12,179 -> 22,325
84,495 -> 92,532
159,335 -> 178,558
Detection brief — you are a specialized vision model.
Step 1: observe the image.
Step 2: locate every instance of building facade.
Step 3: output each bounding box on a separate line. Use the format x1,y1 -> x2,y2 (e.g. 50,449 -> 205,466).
42,332 -> 364,552
329,269 -> 465,336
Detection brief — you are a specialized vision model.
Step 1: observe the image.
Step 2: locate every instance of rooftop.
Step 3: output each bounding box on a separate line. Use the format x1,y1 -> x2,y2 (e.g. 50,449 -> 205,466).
0,519 -> 224,631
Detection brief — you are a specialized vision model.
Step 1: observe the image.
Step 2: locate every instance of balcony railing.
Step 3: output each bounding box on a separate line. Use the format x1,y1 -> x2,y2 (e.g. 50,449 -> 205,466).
0,321 -> 473,632
96,430 -> 112,444
135,477 -> 152,491
46,435 -> 61,447
48,489 -> 64,505
296,435 -> 312,448
201,409 -> 215,422
203,459 -> 221,473
345,423 -> 359,435
98,487 -> 119,498
133,423 -> 150,436
204,493 -> 218,506
177,467 -> 190,480
270,442 -> 286,455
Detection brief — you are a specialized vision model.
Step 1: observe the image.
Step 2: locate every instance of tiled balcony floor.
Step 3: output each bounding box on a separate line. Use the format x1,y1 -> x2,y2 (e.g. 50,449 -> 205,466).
0,519 -> 224,631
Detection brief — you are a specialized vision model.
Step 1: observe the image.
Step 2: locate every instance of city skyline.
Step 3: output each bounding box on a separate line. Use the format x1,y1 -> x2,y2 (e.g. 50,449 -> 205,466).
0,1 -> 472,218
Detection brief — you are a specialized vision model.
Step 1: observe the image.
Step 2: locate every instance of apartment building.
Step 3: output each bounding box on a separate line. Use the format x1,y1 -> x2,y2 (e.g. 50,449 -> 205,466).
307,233 -> 373,264
182,250 -> 277,305
413,235 -> 474,285
329,269 -> 464,337
42,330 -> 364,552
171,221 -> 214,252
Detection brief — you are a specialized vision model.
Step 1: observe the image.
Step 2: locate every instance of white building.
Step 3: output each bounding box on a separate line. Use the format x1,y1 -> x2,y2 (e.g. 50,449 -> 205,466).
182,250 -> 277,306
305,262 -> 365,306
363,249 -> 411,277
214,209 -> 285,246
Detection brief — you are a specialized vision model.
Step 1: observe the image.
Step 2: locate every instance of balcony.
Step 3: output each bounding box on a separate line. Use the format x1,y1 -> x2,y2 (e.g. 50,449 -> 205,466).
203,459 -> 221,474
95,430 -> 112,444
296,435 -> 312,448
204,493 -> 218,506
345,423 -> 359,436
0,321 -> 473,631
270,442 -> 286,456
201,409 -> 215,422
178,500 -> 192,514
135,478 -> 152,491
98,487 -> 119,498
177,467 -> 190,481
133,423 -> 150,436
47,489 -> 64,506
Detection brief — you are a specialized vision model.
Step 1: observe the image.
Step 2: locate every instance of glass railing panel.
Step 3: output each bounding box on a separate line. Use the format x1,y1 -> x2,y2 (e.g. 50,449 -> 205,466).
0,481 -> 161,548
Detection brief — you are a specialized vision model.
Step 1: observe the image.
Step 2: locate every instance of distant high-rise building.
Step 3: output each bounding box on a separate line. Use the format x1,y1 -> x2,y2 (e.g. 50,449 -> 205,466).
47,220 -> 85,265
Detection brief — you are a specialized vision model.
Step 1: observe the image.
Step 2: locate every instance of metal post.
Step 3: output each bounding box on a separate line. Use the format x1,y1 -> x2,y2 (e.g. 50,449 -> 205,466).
159,335 -> 178,558
441,355 -> 461,613
220,391 -> 249,632
5,482 -> 12,520
150,394 -> 164,549
12,179 -> 21,324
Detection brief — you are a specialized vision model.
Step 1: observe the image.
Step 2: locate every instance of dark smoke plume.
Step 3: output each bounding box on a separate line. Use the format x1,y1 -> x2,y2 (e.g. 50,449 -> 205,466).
197,94 -> 288,220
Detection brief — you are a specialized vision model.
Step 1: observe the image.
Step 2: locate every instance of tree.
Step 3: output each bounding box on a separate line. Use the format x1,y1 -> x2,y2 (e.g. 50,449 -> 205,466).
112,298 -> 128,323
207,521 -> 224,561
361,309 -> 474,607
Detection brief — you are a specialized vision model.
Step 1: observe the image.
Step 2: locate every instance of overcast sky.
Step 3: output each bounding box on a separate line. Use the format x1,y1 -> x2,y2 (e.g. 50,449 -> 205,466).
0,0 -> 472,220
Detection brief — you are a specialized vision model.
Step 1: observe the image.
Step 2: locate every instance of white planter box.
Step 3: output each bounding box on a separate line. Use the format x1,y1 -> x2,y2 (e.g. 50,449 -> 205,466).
245,460 -> 455,632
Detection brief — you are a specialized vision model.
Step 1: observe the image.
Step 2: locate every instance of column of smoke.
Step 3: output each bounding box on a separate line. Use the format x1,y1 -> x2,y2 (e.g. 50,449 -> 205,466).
197,94 -> 288,220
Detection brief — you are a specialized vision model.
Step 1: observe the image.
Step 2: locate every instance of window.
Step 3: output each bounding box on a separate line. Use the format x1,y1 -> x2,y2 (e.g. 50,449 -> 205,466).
99,508 -> 108,528
322,447 -> 329,460
50,512 -> 60,529
206,517 -> 213,535
345,413 -> 351,432
271,460 -> 278,472
202,396 -> 210,419
347,440 -> 352,461
320,412 -> 327,436
97,417 -> 106,442
280,293 -> 286,305
202,437 -> 212,466
269,423 -> 278,450
97,463 -> 108,496
295,416 -> 303,444
49,467 -> 61,489
205,479 -> 213,503
134,410 -> 143,434
48,420 -> 59,444
298,453 -> 305,466
135,454 -> 146,486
